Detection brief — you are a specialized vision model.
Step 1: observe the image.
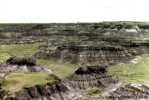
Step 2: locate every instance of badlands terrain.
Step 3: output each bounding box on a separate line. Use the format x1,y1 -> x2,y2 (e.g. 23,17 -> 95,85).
0,22 -> 149,99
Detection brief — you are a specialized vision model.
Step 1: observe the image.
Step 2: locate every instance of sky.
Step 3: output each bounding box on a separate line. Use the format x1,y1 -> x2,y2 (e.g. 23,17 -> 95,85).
0,0 -> 149,23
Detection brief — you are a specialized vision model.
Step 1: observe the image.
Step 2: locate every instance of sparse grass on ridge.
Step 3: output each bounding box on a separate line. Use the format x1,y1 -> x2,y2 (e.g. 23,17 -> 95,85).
2,72 -> 57,92
0,43 -> 40,63
108,54 -> 149,85
37,59 -> 79,78
0,43 -> 78,92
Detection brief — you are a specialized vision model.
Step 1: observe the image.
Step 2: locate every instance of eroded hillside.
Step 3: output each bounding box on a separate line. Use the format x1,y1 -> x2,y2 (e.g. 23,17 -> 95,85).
0,22 -> 149,100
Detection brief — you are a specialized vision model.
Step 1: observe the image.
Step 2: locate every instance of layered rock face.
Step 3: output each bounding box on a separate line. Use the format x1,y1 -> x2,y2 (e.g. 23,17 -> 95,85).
7,82 -> 99,100
6,56 -> 36,66
106,84 -> 149,100
9,65 -> 149,100
31,23 -> 149,66
65,65 -> 118,90
0,57 -> 48,74
8,83 -> 73,100
0,22 -> 149,100
1,23 -> 149,66
0,64 -> 45,73
35,36 -> 149,66
6,65 -> 118,100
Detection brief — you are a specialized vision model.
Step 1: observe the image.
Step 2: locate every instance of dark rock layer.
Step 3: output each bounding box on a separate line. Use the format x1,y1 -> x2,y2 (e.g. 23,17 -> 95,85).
65,65 -> 119,90
107,84 -> 149,100
6,56 -> 36,66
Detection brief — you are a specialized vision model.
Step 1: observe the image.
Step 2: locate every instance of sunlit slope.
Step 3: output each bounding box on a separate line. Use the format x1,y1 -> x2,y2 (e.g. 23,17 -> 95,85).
108,54 -> 149,85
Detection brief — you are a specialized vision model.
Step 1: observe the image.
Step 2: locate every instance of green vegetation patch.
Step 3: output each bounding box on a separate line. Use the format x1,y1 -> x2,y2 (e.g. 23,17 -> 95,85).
108,54 -> 149,85
87,88 -> 102,96
2,72 -> 57,92
37,59 -> 78,78
0,43 -> 40,63
0,43 -> 78,93
0,32 -> 23,38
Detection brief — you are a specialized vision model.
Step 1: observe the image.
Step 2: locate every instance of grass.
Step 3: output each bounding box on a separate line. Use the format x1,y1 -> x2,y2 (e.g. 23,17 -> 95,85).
0,43 -> 78,78
37,59 -> 78,78
0,43 -> 57,93
0,42 -> 78,85
2,72 -> 57,92
0,43 -> 40,63
0,43 -> 79,93
108,54 -> 149,85
87,88 -> 102,96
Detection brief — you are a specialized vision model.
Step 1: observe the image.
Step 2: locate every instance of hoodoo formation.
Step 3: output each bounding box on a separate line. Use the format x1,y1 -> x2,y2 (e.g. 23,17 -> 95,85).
0,22 -> 149,99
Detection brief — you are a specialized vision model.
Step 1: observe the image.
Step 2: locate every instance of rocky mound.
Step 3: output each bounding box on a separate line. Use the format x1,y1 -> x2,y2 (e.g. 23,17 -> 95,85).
74,65 -> 108,74
3,65 -> 118,100
64,65 -> 119,90
0,57 -> 48,73
6,80 -> 91,100
0,64 -> 45,73
6,56 -> 36,66
8,83 -> 69,100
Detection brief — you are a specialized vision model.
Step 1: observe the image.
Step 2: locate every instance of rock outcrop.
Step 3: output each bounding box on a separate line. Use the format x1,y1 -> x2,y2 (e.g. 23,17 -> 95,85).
0,57 -> 49,74
6,81 -> 93,100
3,65 -> 118,100
64,65 -> 119,90
106,84 -> 149,100
35,38 -> 149,66
6,56 -> 36,66
0,64 -> 45,73
0,22 -> 149,99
